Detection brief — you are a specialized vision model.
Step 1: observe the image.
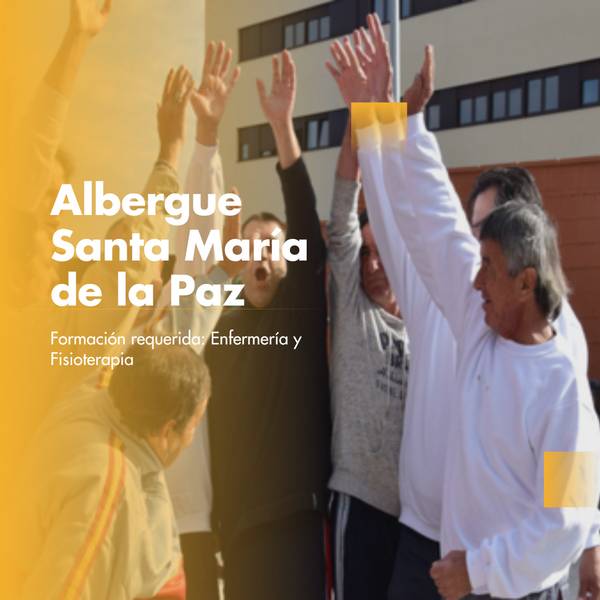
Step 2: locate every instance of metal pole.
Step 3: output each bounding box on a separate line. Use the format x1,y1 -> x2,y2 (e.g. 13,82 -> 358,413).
389,0 -> 401,101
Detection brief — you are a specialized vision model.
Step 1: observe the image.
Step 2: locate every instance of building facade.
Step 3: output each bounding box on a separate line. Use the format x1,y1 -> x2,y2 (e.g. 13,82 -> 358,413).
206,0 -> 600,375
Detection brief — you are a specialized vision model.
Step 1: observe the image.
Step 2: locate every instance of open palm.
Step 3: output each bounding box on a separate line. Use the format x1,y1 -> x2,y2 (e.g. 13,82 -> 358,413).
191,41 -> 240,126
354,13 -> 393,102
256,50 -> 296,124
70,0 -> 112,37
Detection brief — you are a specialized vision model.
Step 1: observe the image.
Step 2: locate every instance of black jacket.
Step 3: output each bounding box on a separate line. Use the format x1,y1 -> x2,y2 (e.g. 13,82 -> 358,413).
206,158 -> 331,548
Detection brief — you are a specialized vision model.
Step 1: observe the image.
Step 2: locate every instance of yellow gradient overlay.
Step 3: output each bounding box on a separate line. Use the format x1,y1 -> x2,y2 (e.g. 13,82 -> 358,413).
544,451 -> 600,508
350,101 -> 407,147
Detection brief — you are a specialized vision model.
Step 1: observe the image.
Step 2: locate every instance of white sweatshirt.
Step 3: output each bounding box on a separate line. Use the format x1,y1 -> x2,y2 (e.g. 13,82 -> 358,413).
358,116 -> 595,545
164,143 -> 225,534
357,141 -> 456,541
365,113 -> 600,597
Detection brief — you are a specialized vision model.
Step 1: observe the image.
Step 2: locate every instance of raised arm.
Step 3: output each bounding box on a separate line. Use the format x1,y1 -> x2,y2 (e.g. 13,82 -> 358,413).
15,0 -> 113,212
257,50 -> 325,274
256,50 -> 301,170
45,0 -> 112,97
173,40 -> 240,277
325,21 -> 434,336
376,45 -> 483,343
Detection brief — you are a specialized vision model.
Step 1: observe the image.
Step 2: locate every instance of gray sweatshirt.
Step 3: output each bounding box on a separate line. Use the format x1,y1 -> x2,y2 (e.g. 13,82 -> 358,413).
328,177 -> 409,517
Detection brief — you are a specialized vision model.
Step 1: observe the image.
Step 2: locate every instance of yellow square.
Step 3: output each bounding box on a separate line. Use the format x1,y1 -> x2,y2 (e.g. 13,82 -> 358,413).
350,102 -> 407,148
544,451 -> 600,508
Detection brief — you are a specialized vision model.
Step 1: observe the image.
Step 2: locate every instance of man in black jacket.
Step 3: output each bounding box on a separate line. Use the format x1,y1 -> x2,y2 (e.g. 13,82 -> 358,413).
205,50 -> 331,600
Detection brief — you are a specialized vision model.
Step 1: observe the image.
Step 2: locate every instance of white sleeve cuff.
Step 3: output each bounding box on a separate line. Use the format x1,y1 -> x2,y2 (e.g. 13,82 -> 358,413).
190,142 -> 219,164
466,547 -> 488,591
407,112 -> 428,139
586,515 -> 600,549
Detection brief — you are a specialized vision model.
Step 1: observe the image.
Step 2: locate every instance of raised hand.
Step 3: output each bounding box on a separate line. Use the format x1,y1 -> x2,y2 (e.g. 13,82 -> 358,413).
69,0 -> 112,37
256,50 -> 296,126
325,37 -> 370,106
191,41 -> 241,144
403,45 -> 435,116
352,13 -> 393,102
157,67 -> 194,169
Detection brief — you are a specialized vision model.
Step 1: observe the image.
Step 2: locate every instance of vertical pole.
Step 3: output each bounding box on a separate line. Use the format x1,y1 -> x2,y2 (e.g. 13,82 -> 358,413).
389,0 -> 401,101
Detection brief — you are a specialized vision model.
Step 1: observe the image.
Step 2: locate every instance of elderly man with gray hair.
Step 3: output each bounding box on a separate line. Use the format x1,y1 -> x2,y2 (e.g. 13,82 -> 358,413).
373,72 -> 600,600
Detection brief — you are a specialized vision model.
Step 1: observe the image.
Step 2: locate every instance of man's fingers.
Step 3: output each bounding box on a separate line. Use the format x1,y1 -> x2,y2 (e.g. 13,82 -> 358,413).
220,47 -> 233,78
359,27 -> 376,57
174,66 -> 189,101
329,42 -> 345,71
343,36 -> 362,74
256,78 -> 268,106
182,72 -> 195,103
430,560 -> 444,579
271,55 -> 281,88
355,44 -> 371,69
331,39 -> 350,69
325,61 -> 341,80
422,44 -> 435,95
162,68 -> 175,104
370,12 -> 386,46
172,65 -> 186,96
227,65 -> 241,92
282,50 -> 296,89
202,41 -> 215,81
212,41 -> 225,76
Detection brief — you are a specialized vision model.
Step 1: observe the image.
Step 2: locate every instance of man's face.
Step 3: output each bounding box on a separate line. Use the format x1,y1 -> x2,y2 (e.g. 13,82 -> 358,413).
360,223 -> 396,309
241,219 -> 287,308
473,239 -> 526,339
470,187 -> 497,239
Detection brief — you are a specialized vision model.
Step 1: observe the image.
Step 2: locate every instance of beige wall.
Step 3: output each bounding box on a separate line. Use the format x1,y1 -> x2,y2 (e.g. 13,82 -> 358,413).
207,0 -> 600,220
11,0 -> 206,239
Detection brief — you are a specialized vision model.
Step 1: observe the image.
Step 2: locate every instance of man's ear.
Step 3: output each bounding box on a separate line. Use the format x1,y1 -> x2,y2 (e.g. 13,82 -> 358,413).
519,267 -> 538,298
158,418 -> 178,441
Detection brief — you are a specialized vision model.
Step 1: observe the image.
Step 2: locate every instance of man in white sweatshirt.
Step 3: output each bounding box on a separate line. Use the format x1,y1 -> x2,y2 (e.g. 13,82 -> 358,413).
326,14 -> 600,600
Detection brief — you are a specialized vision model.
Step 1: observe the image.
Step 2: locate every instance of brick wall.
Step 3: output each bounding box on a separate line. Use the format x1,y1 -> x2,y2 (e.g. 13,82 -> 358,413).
449,155 -> 600,379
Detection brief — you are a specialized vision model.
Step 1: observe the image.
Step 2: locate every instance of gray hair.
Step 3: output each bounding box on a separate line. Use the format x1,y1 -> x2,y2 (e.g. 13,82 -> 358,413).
479,201 -> 569,321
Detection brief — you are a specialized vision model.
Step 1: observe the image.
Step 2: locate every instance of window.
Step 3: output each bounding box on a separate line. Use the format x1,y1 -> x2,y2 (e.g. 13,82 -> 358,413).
459,98 -> 473,125
492,91 -> 506,120
259,124 -> 275,157
319,16 -> 330,39
239,127 -> 259,161
508,88 -> 523,117
295,21 -> 305,46
319,119 -> 330,147
427,104 -> 441,130
527,79 -> 542,114
583,78 -> 600,105
240,26 -> 261,61
474,95 -> 488,122
544,75 -> 559,111
284,24 -> 294,48
308,18 -> 319,43
374,0 -> 386,21
242,1 -> 473,61
307,119 -> 319,150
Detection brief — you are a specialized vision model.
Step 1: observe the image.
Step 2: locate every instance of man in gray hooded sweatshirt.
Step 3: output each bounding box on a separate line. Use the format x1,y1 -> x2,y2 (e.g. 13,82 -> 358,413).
327,105 -> 410,600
